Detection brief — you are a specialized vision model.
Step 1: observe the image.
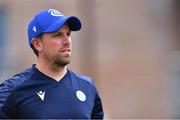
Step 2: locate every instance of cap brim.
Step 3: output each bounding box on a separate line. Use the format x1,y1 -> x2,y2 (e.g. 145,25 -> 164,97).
44,16 -> 81,33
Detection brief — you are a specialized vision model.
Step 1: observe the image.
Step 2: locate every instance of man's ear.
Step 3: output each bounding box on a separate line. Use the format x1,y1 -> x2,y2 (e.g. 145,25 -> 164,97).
31,38 -> 43,51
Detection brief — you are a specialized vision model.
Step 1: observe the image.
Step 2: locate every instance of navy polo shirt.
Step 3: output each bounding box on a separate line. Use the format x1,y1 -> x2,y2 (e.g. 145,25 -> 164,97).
0,65 -> 104,119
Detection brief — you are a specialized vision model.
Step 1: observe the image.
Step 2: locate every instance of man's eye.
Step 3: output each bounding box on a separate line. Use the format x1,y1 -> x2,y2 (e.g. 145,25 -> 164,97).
52,33 -> 61,37
67,32 -> 71,36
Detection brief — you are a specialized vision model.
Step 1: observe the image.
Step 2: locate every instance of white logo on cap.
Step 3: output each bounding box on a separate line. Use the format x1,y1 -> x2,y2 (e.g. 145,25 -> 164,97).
32,26 -> 36,32
48,9 -> 63,16
76,90 -> 86,102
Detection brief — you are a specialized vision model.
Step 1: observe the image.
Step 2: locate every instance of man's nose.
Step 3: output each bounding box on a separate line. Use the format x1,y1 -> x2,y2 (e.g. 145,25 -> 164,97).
62,35 -> 70,44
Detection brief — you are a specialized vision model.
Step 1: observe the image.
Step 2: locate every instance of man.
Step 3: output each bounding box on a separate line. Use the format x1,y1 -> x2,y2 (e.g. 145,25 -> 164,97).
0,9 -> 104,119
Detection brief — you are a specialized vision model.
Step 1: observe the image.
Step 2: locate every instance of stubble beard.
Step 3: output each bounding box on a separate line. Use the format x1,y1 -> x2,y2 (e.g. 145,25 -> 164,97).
53,54 -> 71,67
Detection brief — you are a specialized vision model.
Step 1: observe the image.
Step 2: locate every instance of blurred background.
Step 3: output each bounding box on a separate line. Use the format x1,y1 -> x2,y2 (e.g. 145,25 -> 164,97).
0,0 -> 180,119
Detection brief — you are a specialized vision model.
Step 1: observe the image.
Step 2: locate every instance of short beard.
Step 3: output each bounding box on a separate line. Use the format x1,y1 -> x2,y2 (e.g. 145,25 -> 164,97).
54,55 -> 71,67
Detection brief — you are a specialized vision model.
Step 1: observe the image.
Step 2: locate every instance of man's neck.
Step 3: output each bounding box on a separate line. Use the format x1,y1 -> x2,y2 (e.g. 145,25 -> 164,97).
36,62 -> 67,81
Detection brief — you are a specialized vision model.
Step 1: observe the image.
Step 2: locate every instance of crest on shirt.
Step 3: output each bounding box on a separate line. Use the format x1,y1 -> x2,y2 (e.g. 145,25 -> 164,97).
76,90 -> 86,102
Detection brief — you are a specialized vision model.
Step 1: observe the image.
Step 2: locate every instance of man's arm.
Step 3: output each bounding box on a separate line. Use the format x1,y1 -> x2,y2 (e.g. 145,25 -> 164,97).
0,81 -> 13,108
0,107 -> 8,118
91,87 -> 104,119
0,78 -> 20,118
0,81 -> 13,118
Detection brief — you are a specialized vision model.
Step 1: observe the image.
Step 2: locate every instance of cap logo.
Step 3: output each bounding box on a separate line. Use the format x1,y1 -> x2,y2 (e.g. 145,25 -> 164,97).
48,9 -> 63,16
32,26 -> 36,32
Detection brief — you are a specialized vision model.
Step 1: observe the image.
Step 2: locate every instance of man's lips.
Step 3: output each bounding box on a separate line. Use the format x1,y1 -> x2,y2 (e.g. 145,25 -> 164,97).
60,48 -> 71,52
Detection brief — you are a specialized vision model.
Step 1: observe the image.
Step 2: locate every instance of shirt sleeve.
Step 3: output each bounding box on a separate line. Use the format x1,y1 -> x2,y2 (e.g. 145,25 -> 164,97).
0,82 -> 9,118
0,107 -> 8,118
0,81 -> 13,108
0,78 -> 18,118
0,91 -> 17,118
91,87 -> 104,119
0,74 -> 26,108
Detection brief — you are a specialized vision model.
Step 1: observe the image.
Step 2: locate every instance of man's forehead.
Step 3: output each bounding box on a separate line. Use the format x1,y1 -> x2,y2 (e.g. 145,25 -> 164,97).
57,24 -> 71,32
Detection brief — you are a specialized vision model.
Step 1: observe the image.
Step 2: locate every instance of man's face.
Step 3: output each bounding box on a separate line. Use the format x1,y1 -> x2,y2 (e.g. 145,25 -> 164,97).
39,24 -> 72,67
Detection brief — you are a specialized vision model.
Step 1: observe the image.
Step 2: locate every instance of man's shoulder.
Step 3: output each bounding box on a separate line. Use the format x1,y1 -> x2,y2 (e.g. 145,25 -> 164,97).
0,66 -> 36,107
2,66 -> 35,89
68,70 -> 94,85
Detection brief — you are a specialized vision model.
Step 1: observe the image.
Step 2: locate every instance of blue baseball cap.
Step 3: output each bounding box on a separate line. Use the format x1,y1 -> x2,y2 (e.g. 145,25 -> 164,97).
28,9 -> 81,47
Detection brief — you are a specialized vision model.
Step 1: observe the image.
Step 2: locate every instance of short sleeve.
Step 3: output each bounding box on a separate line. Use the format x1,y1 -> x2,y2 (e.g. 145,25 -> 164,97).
91,87 -> 104,119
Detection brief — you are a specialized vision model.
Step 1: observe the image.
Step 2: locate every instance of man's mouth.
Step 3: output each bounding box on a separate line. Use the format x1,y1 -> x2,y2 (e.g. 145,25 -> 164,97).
61,48 -> 71,53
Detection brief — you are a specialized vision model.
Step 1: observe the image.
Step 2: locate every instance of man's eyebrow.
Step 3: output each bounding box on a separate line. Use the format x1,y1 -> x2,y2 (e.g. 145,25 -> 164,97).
50,31 -> 62,34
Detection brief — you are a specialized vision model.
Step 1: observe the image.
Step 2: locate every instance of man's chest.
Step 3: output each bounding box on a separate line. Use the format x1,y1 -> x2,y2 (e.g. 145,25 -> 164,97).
15,82 -> 95,119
